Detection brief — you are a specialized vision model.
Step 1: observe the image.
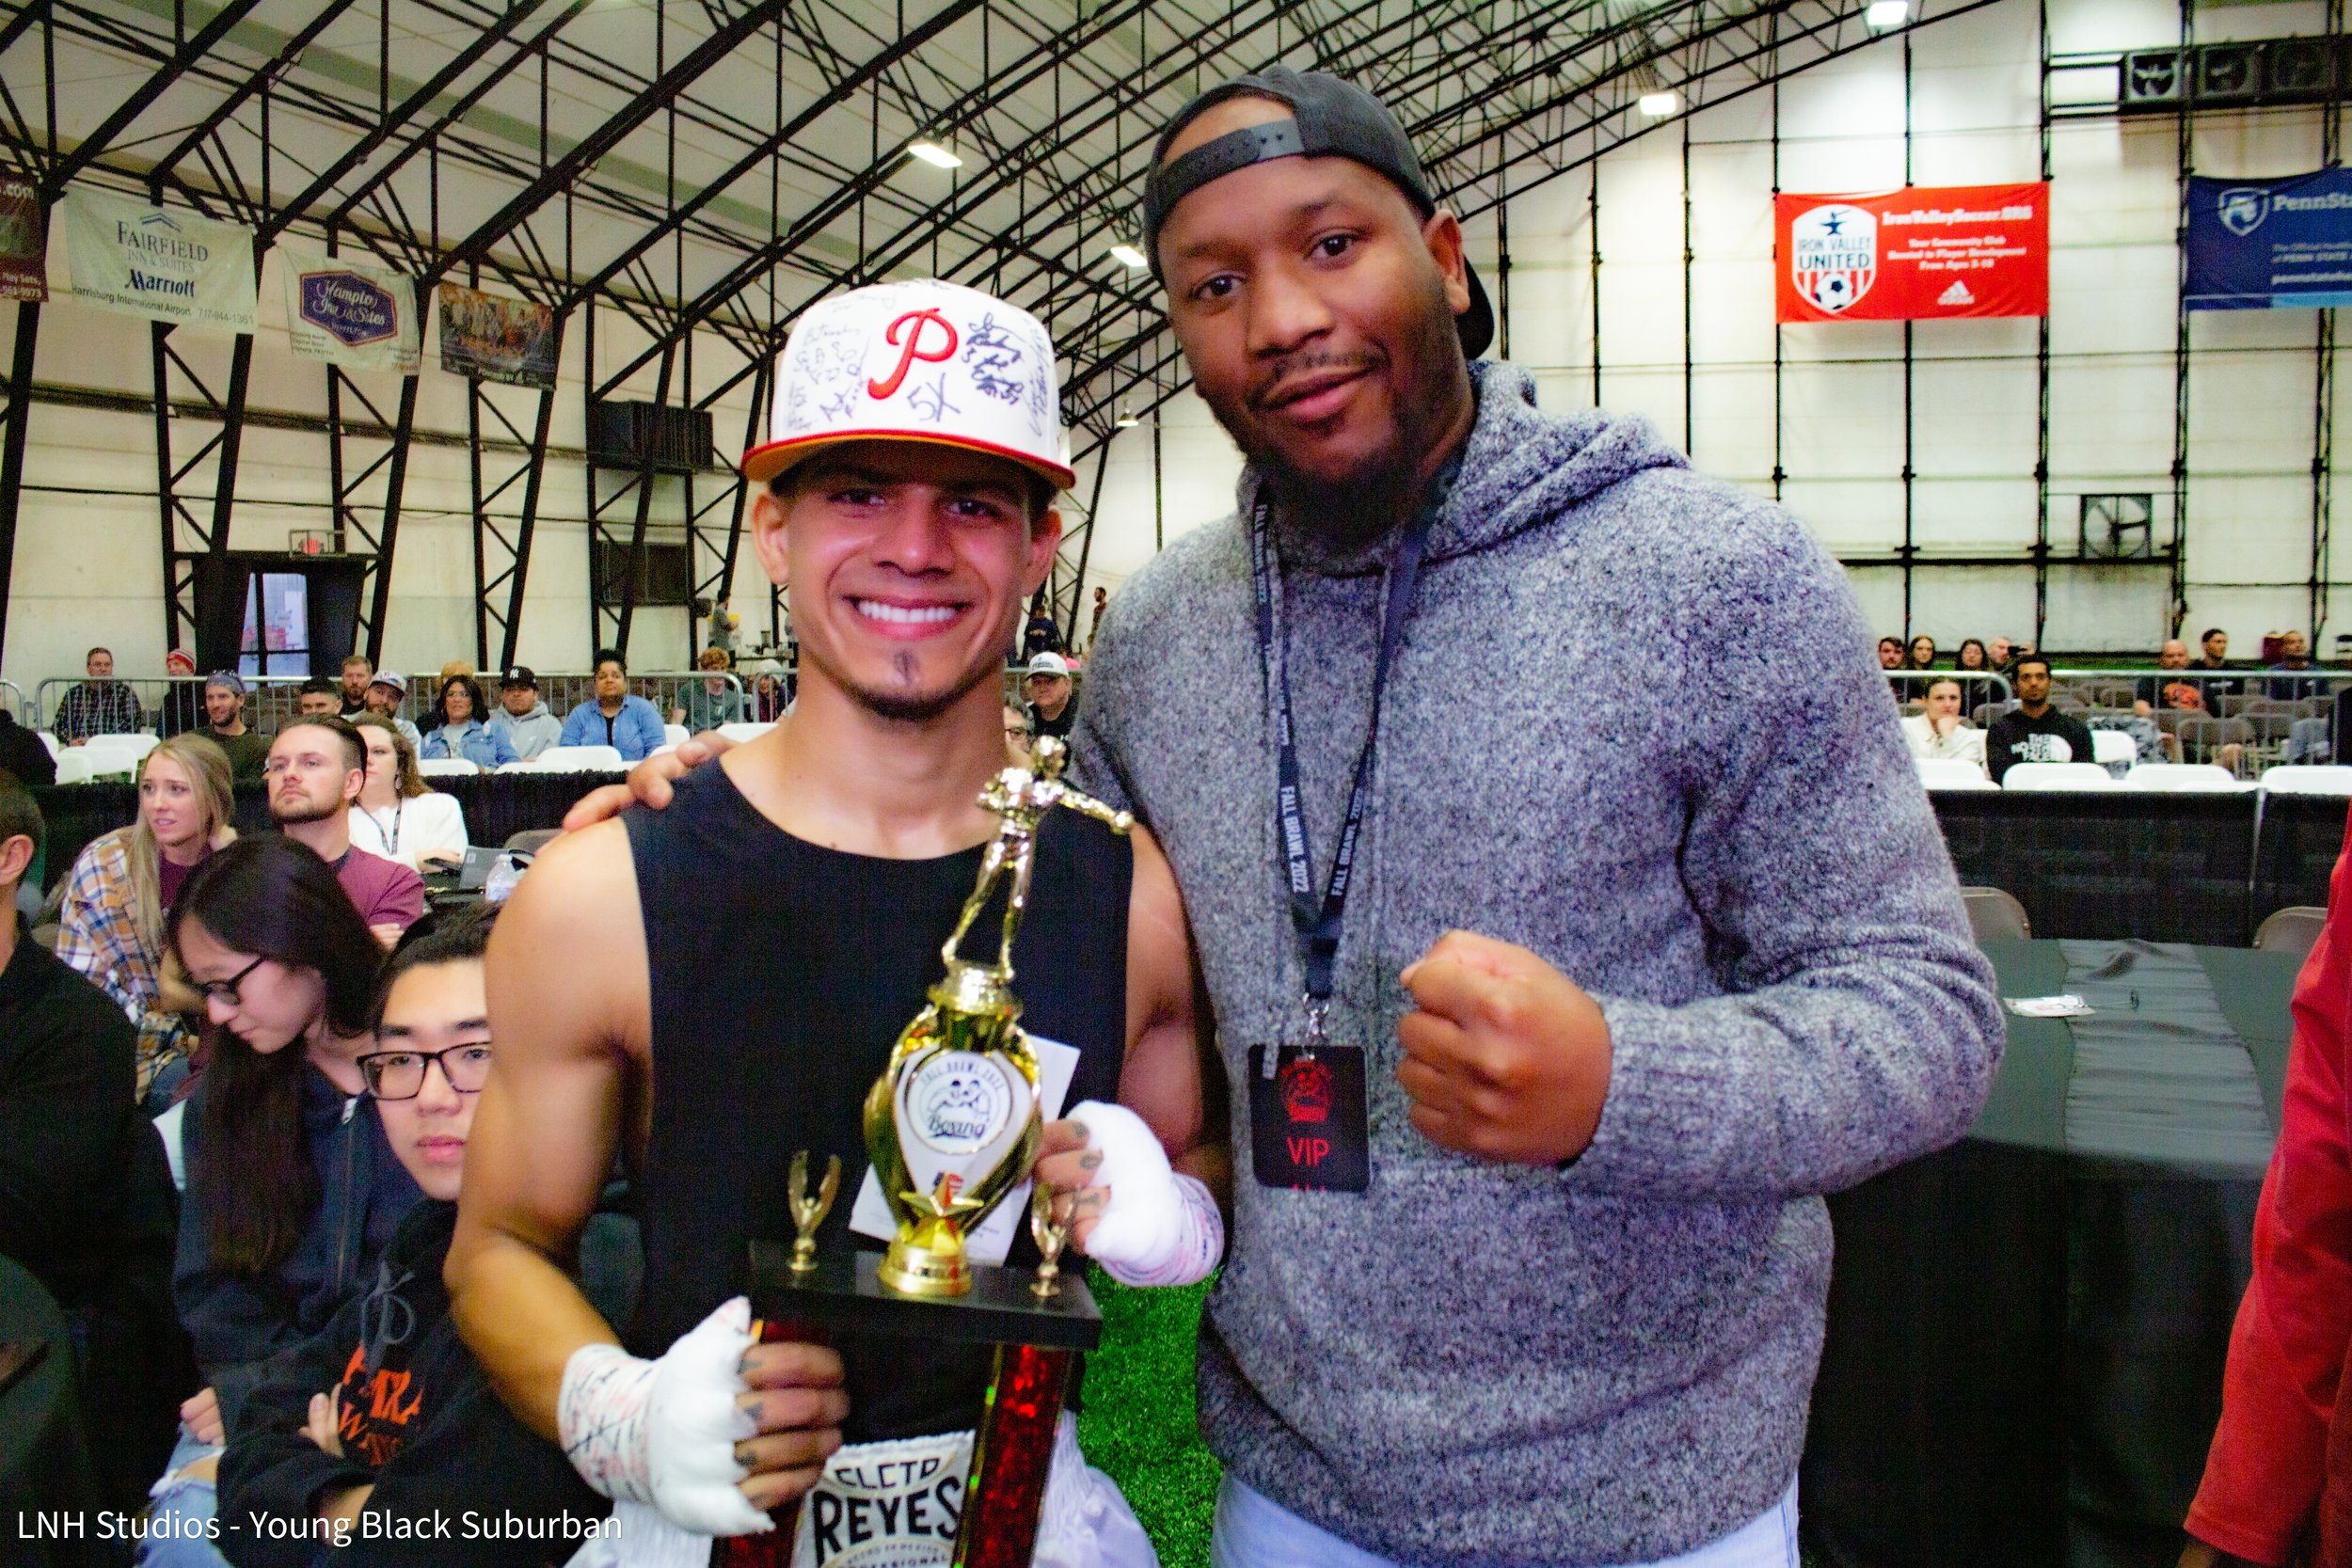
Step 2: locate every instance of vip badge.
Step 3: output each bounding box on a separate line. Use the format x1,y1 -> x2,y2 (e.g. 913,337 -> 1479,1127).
1790,202 -> 1878,314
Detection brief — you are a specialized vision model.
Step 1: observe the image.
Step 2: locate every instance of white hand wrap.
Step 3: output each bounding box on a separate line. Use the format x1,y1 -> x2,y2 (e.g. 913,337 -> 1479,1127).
1065,1100 -> 1224,1288
557,1295 -> 772,1538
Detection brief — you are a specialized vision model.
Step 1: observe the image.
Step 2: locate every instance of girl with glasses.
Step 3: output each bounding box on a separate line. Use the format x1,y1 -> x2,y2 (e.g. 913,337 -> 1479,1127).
137,837 -> 419,1568
210,907 -> 610,1561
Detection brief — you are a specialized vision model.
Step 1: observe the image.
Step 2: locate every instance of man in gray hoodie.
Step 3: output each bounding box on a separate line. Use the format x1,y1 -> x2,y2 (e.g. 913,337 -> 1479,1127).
1065,68 -> 2006,1568
488,666 -> 563,761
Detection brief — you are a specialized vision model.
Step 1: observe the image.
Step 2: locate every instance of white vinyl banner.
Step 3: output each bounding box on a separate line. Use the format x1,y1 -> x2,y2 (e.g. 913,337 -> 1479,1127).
278,244 -> 420,372
61,185 -> 256,333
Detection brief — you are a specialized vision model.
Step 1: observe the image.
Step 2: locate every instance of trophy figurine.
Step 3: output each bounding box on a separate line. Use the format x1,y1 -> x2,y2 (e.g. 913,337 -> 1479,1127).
746,736 -> 1131,1567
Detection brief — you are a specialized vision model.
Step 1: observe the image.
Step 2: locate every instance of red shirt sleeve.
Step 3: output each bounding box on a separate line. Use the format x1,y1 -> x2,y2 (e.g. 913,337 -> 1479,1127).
2186,811 -> 2352,1564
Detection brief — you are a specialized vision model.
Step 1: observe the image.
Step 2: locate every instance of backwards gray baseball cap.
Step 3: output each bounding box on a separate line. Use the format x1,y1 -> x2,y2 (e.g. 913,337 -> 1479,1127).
1141,66 -> 1494,359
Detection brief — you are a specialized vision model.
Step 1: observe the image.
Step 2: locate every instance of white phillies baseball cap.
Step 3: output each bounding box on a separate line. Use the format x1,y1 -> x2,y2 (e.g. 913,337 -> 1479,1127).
742,279 -> 1074,492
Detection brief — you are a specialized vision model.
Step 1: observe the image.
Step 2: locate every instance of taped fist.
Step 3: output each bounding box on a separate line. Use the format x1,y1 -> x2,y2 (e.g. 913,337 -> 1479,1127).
1034,1101 -> 1223,1288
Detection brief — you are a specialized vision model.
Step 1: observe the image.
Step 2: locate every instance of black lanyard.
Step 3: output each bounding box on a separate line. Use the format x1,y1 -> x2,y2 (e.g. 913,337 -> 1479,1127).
1247,489 -> 1434,1046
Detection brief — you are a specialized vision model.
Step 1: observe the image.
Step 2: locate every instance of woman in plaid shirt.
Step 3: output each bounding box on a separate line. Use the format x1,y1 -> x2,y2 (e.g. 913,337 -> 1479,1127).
57,734 -> 238,1105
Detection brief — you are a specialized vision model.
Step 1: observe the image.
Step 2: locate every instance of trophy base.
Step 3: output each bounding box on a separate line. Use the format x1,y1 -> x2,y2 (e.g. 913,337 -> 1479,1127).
878,1236 -> 972,1297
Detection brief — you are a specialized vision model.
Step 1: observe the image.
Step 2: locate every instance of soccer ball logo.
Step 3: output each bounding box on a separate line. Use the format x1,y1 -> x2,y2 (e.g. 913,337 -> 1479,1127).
1790,203 -> 1878,315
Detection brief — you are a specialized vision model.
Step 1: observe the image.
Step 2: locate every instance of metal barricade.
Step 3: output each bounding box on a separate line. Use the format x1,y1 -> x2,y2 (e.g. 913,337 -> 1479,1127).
1883,670 -> 2011,707
0,679 -> 26,725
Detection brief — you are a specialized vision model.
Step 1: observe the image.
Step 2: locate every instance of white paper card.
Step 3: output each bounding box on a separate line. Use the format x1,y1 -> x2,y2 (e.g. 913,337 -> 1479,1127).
2004,993 -> 2093,1018
849,1033 -> 1080,1268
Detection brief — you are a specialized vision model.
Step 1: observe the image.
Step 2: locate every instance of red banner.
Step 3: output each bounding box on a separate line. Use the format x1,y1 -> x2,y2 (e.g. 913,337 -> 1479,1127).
1775,182 -> 2049,323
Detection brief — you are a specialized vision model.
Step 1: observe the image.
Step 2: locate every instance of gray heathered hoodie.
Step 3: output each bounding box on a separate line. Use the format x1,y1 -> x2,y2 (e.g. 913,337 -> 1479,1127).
487,699 -> 562,761
1071,361 -> 2002,1567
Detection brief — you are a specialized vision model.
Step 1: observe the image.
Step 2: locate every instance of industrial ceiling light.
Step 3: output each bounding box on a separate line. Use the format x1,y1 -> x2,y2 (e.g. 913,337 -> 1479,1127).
1116,405 -> 1140,427
1865,0 -> 1910,26
906,140 -> 963,168
1107,243 -> 1149,270
1637,87 -> 1680,116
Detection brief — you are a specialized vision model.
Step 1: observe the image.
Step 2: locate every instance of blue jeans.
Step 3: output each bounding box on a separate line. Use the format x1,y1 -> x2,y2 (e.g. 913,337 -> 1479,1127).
133,1426 -> 230,1568
1209,1475 -> 1799,1568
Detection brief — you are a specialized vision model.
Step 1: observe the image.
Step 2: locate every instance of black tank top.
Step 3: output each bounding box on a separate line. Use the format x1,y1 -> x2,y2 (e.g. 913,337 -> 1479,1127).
622,762 -> 1131,1442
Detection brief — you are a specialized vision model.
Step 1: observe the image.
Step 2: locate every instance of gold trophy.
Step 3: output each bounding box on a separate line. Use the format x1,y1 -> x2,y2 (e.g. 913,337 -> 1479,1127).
744,736 -> 1131,1568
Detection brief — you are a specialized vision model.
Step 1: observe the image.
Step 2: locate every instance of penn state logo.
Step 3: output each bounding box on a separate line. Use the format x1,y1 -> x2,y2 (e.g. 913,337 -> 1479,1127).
904,1052 -> 1013,1156
1789,202 -> 1877,314
2217,186 -> 2271,237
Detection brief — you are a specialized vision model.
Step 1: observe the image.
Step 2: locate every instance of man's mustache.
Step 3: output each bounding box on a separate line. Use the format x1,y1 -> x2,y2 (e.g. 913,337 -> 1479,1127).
1248,350 -> 1385,412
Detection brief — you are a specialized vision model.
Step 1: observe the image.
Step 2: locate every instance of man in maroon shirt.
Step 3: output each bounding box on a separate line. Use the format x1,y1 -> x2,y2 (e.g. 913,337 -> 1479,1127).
263,717 -> 423,946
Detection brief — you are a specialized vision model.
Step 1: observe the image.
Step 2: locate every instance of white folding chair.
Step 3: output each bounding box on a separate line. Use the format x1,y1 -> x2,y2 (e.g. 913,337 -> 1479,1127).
715,721 -> 775,745
1914,758 -> 1994,790
38,731 -> 59,758
51,750 -> 114,785
2259,764 -> 2352,795
2123,763 -> 2246,793
83,731 -> 159,765
530,744 -> 628,772
664,723 -> 691,748
417,757 -> 480,777
2090,730 -> 2137,768
2001,762 -> 2118,792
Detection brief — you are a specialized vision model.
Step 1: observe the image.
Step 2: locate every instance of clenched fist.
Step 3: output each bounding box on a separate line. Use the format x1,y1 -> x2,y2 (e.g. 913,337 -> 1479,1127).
1397,930 -> 1613,1165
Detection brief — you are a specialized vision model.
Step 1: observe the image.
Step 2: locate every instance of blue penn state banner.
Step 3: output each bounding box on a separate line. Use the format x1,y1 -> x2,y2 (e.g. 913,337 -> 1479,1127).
2185,168 -> 2352,310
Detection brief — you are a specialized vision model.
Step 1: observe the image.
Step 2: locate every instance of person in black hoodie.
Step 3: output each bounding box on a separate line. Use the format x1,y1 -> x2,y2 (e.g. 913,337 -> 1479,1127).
214,907 -> 612,1566
1987,655 -> 2098,783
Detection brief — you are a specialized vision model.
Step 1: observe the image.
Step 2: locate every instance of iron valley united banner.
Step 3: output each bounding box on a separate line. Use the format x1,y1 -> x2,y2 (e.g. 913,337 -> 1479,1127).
1775,182 -> 2050,324
61,185 -> 256,333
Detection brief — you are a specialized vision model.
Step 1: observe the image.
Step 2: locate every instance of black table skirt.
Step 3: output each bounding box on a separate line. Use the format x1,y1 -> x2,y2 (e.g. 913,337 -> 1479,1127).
26,780 -> 2344,947
1803,941 -> 2296,1568
28,772 -> 616,891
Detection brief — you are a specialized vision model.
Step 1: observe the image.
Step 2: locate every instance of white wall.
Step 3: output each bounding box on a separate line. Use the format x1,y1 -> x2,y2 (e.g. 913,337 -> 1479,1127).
1076,0 -> 2352,657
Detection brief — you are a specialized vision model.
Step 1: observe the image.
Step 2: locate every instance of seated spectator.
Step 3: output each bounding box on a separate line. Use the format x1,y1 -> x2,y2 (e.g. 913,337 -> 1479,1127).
360,670 -> 421,751
419,674 -> 517,769
2194,626 -> 2243,699
55,645 -> 147,745
57,736 -> 238,1107
0,697 -> 55,786
1990,636 -> 2037,680
1005,702 -> 1035,766
157,649 -> 205,738
558,649 -> 664,761
1025,650 -> 1078,740
0,772 -> 190,1512
349,717 -> 468,873
144,836 -> 419,1551
745,658 -> 790,722
336,655 -> 373,719
1900,679 -> 1988,776
2137,640 -> 2207,716
486,667 -> 560,761
1876,636 -> 1903,671
1905,633 -> 1938,671
197,672 -> 270,784
670,644 -> 748,734
2267,629 -> 2328,702
1988,655 -> 2096,782
265,719 -> 424,945
294,678 -> 339,719
211,907 -> 611,1564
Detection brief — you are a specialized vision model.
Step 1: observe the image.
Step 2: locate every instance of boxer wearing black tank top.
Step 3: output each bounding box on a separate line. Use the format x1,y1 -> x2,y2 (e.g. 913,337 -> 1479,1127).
447,435 -> 1216,1549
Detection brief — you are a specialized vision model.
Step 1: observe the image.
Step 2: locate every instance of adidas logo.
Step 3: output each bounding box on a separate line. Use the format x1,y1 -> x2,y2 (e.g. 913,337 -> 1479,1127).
1938,278 -> 1977,306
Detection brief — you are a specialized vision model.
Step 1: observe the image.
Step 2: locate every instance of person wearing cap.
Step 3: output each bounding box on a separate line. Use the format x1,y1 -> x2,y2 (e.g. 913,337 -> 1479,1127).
1061,68 -> 1995,1568
195,672 -> 269,784
362,671 -> 423,752
450,279 -> 1214,1567
488,667 -> 562,761
670,645 -> 748,736
158,648 -> 206,738
1023,651 -> 1078,741
53,645 -> 146,746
